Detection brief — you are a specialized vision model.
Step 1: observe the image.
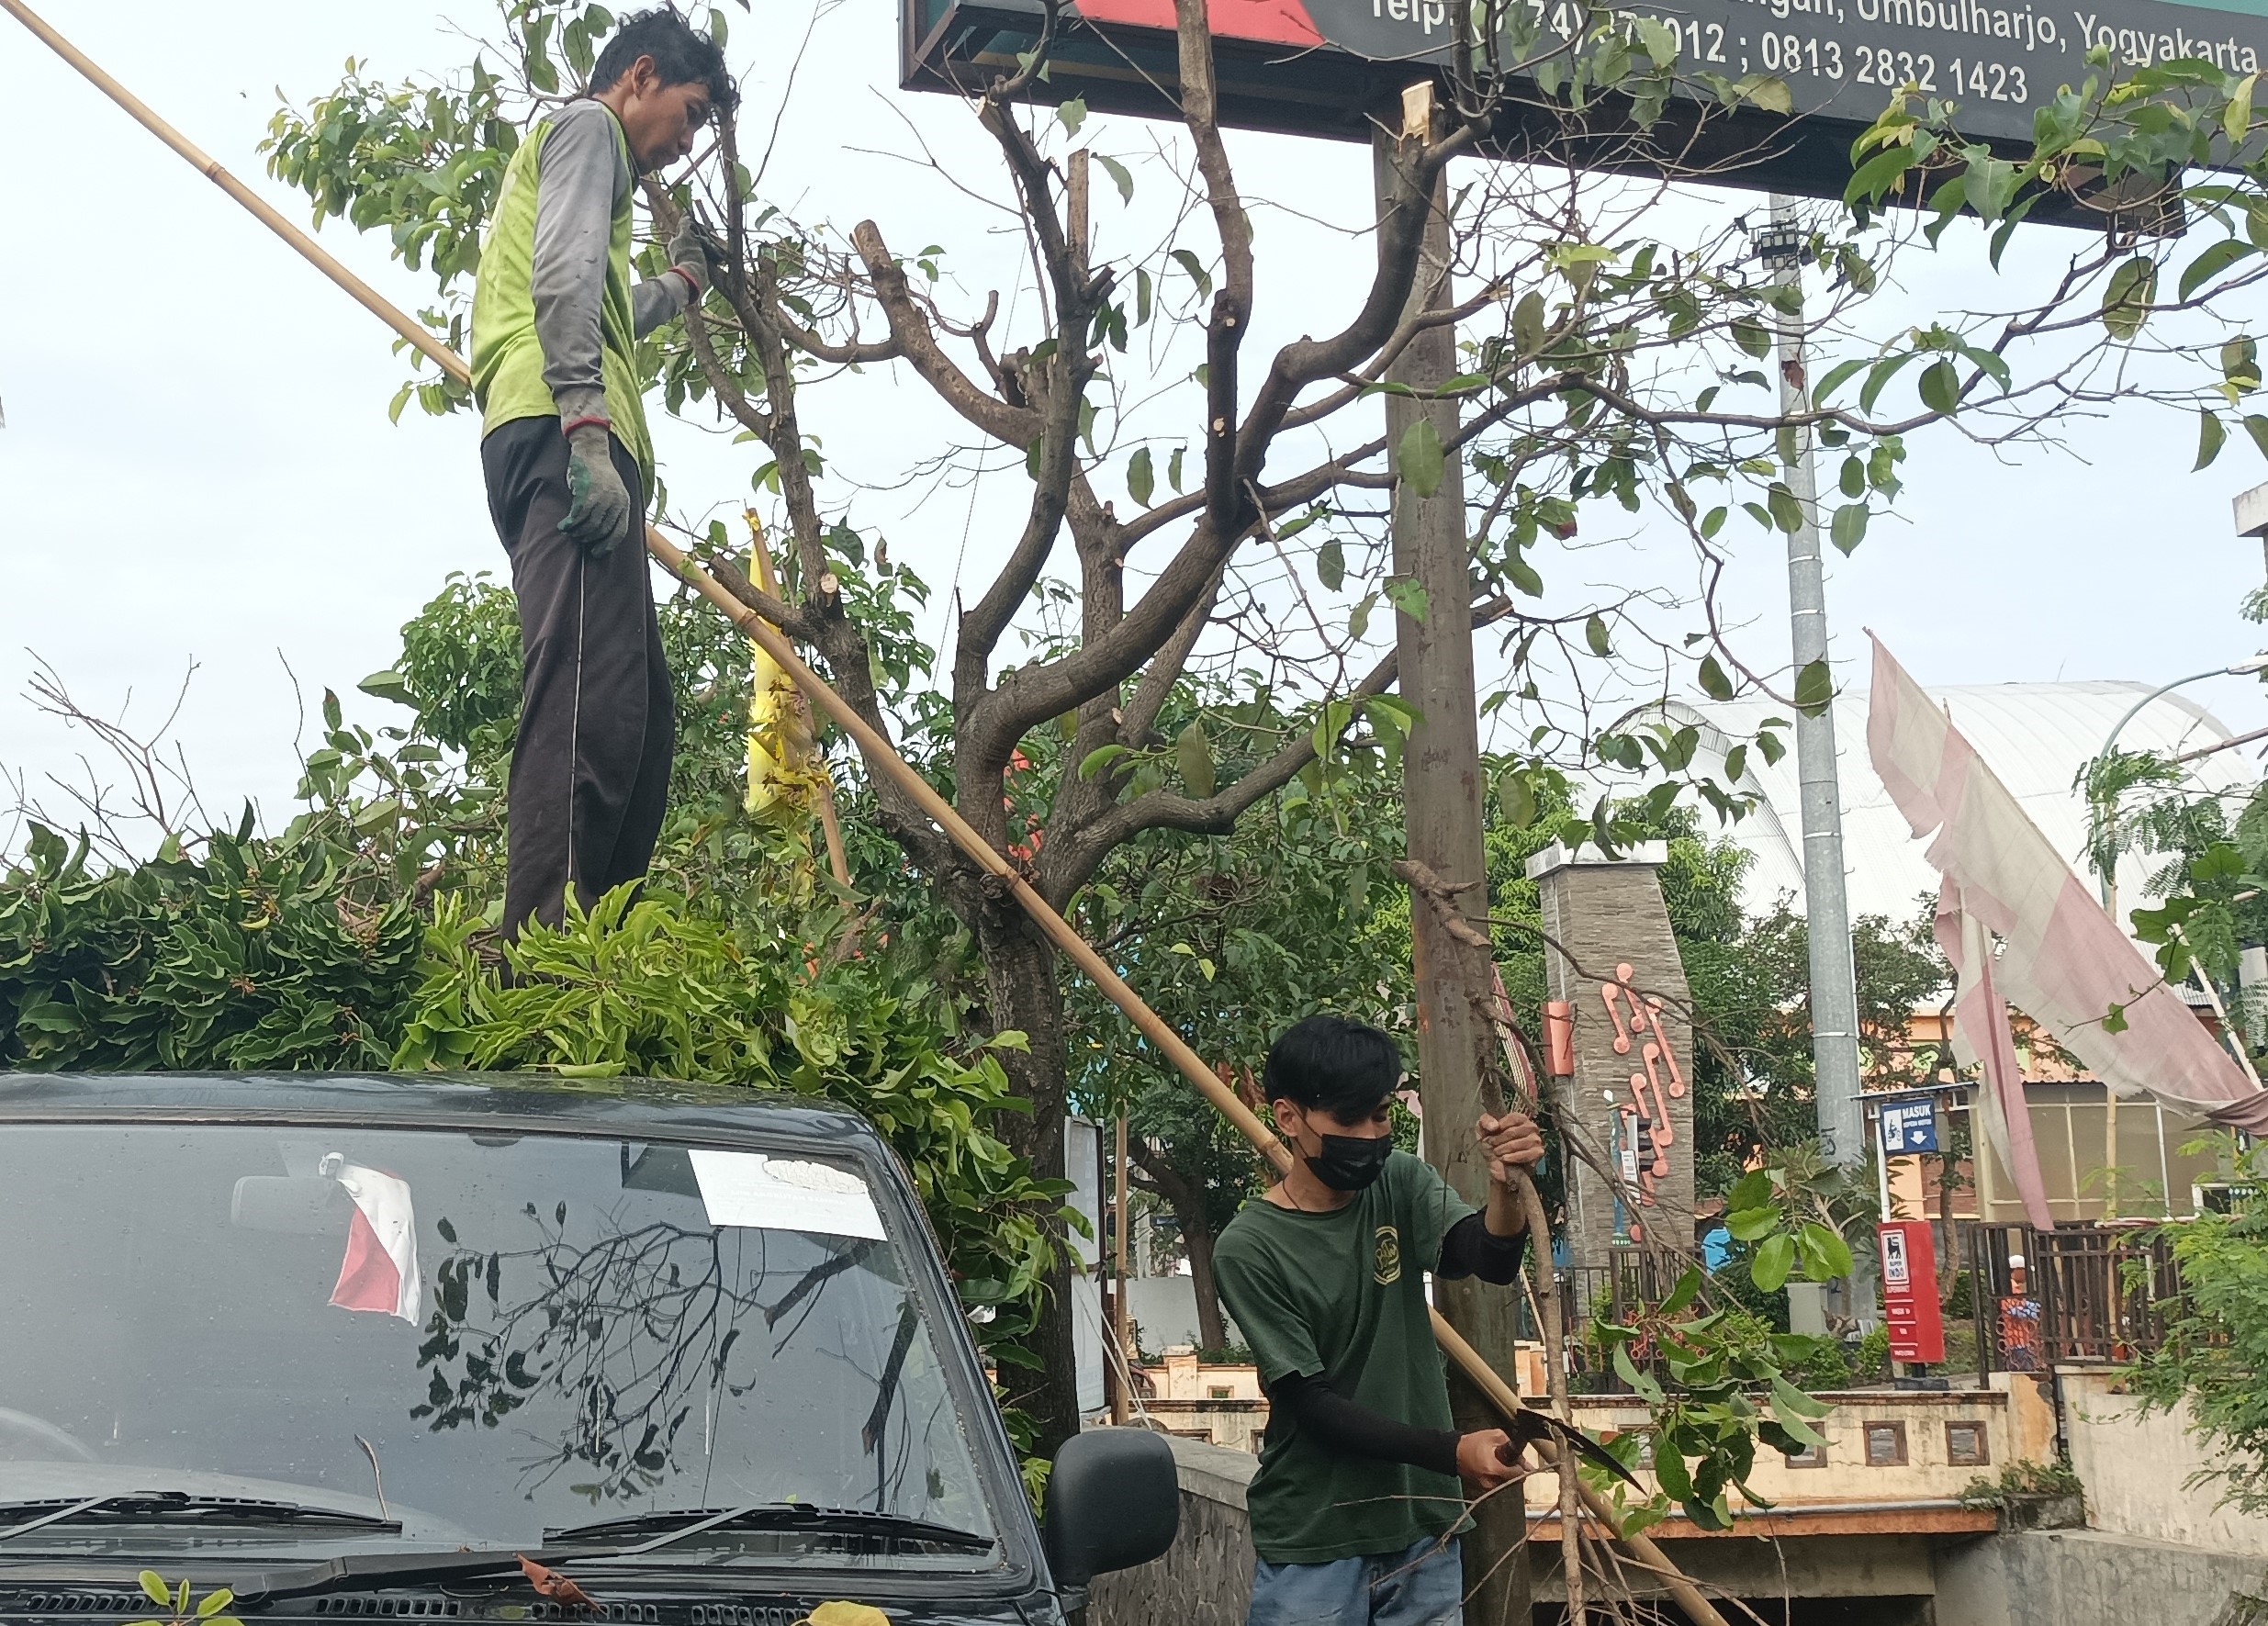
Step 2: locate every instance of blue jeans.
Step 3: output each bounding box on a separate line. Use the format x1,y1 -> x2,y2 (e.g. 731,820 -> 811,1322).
1248,1534 -> 1464,1626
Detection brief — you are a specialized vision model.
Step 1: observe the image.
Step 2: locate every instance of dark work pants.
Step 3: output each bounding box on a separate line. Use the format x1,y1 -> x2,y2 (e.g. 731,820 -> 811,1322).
481,416 -> 675,936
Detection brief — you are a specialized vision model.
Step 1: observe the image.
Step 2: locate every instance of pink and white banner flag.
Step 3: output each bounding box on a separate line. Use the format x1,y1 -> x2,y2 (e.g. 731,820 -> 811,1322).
1867,636 -> 2268,1228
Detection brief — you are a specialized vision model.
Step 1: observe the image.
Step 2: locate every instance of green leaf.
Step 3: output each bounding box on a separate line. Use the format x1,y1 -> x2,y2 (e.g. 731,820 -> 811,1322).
2182,238 -> 2255,303
1918,358 -> 1960,415
1614,1342 -> 1667,1405
1316,538 -> 1345,591
1860,353 -> 1919,414
1128,445 -> 1154,507
1801,1221 -> 1855,1279
1725,1205 -> 1779,1242
1079,744 -> 1128,780
1767,1404 -> 1829,1450
1171,248 -> 1213,299
1743,73 -> 1793,114
1498,772 -> 1538,829
1752,1230 -> 1797,1291
2224,335 -> 2260,389
1399,419 -> 1446,499
1699,654 -> 1735,701
1660,1266 -> 1703,1316
1383,576 -> 1430,622
1652,1438 -> 1695,1499
1512,291 -> 1548,353
1176,719 -> 1216,800
1771,1372 -> 1836,1419
197,1591 -> 237,1618
357,668 -> 415,708
1844,139 -> 1919,206
1168,444 -> 1185,492
2229,71 -> 2258,145
1094,151 -> 1134,204
1829,503 -> 1869,555
1585,613 -> 1611,656
2102,254 -> 2157,341
1732,315 -> 1772,358
1793,658 -> 1834,716
140,1574 -> 172,1608
1057,96 -> 1087,134
1767,481 -> 1802,533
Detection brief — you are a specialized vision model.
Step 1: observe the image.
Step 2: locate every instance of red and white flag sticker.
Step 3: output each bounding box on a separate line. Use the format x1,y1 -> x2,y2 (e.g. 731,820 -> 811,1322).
326,1157 -> 422,1322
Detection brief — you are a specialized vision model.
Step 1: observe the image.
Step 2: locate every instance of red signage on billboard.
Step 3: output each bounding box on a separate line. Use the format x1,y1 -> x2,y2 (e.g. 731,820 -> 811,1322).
1877,1219 -> 1944,1365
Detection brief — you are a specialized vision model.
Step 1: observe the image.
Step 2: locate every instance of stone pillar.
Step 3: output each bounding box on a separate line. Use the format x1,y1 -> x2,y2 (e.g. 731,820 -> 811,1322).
1526,842 -> 1697,1271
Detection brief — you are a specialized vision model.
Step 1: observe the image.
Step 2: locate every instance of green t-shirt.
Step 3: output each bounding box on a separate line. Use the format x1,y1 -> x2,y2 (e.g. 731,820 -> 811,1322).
1212,1149 -> 1476,1564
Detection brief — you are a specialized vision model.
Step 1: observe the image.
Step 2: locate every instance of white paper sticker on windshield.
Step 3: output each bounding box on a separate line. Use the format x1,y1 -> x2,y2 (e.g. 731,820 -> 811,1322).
687,1149 -> 886,1240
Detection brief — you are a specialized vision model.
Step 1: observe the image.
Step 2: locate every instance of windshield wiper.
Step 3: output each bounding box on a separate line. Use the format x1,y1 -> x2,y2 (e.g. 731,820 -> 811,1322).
0,1493 -> 399,1542
217,1505 -> 994,1608
547,1503 -> 996,1553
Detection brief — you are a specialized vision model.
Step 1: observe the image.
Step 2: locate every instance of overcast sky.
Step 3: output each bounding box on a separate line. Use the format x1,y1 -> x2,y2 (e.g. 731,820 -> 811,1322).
6,0 -> 2268,858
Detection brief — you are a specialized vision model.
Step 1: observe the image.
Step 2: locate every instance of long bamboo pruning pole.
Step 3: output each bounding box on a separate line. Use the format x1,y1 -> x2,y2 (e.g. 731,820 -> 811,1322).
14,7 -> 1732,1617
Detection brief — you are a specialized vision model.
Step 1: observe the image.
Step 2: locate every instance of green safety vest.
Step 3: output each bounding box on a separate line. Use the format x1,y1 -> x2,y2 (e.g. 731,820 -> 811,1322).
470,106 -> 657,496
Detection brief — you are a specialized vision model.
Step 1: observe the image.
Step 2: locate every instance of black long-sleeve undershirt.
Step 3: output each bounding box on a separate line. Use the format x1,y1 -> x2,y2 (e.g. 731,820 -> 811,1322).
1436,1208 -> 1527,1285
1264,1213 -> 1527,1476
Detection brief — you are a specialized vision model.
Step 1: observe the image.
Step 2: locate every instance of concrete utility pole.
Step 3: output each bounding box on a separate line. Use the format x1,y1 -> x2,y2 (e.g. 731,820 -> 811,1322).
1376,89 -> 1530,1624
1759,196 -> 1869,1258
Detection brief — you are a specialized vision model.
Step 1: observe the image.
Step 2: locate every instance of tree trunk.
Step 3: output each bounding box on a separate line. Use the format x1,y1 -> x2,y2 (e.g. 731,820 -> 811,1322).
1129,1137 -> 1229,1352
1376,112 -> 1531,1626
1185,1205 -> 1228,1351
974,903 -> 1084,1458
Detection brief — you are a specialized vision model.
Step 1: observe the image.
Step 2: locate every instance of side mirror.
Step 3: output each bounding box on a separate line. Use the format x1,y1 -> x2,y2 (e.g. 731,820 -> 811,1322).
1043,1429 -> 1179,1591
232,1175 -> 348,1234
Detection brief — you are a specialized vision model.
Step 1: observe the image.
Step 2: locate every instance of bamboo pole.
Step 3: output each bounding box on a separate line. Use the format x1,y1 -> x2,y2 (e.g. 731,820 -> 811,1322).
10,10 -> 1735,1617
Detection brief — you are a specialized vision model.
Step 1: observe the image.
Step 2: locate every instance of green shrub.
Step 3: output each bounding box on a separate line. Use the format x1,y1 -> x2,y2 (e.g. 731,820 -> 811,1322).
1852,1323 -> 1892,1384
0,817 -> 419,1071
1959,1459 -> 2083,1507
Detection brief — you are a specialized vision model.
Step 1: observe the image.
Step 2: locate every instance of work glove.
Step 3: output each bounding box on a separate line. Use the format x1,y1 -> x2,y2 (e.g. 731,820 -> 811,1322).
558,422 -> 632,558
667,214 -> 712,300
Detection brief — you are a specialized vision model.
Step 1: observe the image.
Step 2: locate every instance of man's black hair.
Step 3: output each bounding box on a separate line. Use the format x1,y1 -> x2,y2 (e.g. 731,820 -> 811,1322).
1263,1014 -> 1401,1119
591,7 -> 739,115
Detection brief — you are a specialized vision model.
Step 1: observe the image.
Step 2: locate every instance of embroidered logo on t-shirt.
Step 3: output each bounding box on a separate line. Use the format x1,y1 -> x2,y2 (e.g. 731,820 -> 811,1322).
1373,1224 -> 1402,1285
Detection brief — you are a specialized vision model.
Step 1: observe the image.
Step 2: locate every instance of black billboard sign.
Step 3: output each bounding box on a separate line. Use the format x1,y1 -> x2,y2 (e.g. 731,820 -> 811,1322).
903,0 -> 2268,203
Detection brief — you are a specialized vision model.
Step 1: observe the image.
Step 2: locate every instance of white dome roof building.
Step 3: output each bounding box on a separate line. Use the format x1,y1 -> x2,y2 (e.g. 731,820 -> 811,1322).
1661,681 -> 2254,936
1652,678 -> 2260,1226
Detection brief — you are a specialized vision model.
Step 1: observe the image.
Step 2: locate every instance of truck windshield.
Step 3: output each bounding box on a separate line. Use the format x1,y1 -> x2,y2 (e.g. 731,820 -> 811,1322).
0,1123 -> 1001,1566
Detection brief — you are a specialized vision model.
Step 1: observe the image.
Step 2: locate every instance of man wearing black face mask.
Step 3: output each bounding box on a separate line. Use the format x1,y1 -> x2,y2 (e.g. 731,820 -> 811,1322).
1212,1013 -> 1545,1626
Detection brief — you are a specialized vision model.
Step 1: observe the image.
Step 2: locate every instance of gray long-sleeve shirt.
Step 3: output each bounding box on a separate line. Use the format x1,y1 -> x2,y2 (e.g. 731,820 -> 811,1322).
532,98 -> 693,427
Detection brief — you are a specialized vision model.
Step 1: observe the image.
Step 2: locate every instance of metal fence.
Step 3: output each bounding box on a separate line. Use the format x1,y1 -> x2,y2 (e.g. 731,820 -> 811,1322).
1523,1250 -> 1686,1392
1969,1223 -> 2183,1371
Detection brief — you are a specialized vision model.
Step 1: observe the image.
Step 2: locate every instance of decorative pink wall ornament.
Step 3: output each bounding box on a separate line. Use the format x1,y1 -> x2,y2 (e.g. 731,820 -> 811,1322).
1601,980 -> 1634,1054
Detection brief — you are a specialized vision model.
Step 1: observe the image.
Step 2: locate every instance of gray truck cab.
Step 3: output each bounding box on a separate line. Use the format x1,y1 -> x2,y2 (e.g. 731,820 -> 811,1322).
0,1073 -> 1174,1623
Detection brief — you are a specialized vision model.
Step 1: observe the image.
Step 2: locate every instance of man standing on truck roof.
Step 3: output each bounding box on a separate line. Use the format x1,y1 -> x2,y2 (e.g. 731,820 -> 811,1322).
1213,1013 -> 1545,1626
470,8 -> 735,936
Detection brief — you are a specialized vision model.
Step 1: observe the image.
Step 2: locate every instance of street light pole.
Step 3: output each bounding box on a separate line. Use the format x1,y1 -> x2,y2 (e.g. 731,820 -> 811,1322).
1758,196 -> 1868,1200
